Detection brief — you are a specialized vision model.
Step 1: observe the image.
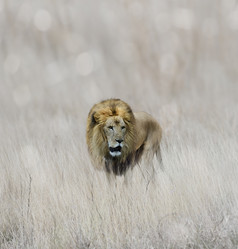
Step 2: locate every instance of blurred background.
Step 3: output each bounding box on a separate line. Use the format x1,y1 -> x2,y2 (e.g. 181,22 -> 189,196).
1,1 -> 238,248
1,0 -> 238,126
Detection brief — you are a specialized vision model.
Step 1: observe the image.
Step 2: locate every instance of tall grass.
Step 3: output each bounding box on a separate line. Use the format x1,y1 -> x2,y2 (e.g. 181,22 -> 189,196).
1,0 -> 238,248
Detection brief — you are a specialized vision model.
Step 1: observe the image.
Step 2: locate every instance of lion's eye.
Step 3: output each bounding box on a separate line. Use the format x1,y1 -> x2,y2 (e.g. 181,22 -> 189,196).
108,126 -> 113,130
121,126 -> 126,130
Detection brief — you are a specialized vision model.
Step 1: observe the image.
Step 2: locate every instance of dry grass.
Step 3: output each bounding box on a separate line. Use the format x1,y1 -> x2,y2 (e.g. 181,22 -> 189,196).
1,0 -> 238,248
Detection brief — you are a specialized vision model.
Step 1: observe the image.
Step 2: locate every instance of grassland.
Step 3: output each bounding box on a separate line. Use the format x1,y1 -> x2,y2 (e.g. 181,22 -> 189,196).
1,0 -> 238,248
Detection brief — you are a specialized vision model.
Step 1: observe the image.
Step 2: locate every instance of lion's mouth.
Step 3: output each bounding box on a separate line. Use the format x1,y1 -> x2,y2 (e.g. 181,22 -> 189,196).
109,146 -> 122,157
109,146 -> 122,153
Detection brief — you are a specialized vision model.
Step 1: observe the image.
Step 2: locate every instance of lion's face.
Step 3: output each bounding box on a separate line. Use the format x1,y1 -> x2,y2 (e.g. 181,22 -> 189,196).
103,116 -> 126,157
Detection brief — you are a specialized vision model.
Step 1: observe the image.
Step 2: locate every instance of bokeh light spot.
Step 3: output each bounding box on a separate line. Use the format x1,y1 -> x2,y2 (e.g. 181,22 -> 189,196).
34,9 -> 52,31
75,52 -> 94,76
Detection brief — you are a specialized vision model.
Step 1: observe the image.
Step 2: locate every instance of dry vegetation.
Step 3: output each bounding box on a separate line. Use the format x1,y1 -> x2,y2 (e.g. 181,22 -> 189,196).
1,0 -> 238,248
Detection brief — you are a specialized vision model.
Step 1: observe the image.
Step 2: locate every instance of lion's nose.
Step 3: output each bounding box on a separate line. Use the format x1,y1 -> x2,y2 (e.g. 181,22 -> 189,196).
116,139 -> 123,144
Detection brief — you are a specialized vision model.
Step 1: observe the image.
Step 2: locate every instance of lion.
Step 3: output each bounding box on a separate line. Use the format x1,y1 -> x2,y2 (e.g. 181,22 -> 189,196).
86,99 -> 162,176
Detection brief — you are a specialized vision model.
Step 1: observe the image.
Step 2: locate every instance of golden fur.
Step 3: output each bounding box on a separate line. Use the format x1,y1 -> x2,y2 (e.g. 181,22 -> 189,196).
86,99 -> 162,175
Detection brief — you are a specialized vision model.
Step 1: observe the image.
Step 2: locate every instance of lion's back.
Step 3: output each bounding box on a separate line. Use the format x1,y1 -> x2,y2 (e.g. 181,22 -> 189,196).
134,111 -> 162,160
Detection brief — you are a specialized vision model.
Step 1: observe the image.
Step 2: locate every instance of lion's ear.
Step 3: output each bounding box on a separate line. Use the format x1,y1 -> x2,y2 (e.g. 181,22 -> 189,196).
90,112 -> 98,127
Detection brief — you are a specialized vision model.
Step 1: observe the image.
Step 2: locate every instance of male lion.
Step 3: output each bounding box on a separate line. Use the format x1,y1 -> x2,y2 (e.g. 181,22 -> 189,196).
86,99 -> 162,176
